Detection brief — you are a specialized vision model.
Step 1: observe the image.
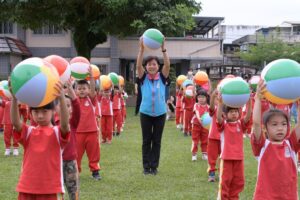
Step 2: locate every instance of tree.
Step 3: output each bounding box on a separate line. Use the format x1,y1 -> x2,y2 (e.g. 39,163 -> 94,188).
0,0 -> 201,59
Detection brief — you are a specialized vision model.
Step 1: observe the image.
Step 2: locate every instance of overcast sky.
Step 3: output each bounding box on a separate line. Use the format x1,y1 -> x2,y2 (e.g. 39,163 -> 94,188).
198,0 -> 300,26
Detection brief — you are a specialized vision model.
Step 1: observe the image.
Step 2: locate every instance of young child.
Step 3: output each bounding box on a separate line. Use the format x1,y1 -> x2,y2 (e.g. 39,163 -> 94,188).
99,89 -> 113,143
191,90 -> 209,161
0,98 -> 3,132
216,94 -> 252,199
251,80 -> 300,200
120,86 -> 128,131
75,68 -> 101,180
166,95 -> 175,121
1,96 -> 19,156
175,87 -> 183,129
11,82 -> 70,199
55,80 -> 80,200
182,86 -> 195,136
207,89 -> 221,182
112,86 -> 122,136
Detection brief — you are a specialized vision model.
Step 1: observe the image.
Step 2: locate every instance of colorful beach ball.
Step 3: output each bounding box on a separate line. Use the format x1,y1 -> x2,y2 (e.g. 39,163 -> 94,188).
185,85 -> 194,98
142,28 -> 164,50
182,79 -> 193,89
194,71 -> 209,86
221,77 -> 250,108
119,75 -> 125,86
261,59 -> 300,104
249,75 -> 260,90
201,112 -> 212,130
176,75 -> 187,86
44,55 -> 70,83
100,75 -> 112,90
10,57 -> 59,107
70,56 -> 90,80
217,76 -> 235,92
86,64 -> 100,80
0,80 -> 12,99
108,72 -> 119,85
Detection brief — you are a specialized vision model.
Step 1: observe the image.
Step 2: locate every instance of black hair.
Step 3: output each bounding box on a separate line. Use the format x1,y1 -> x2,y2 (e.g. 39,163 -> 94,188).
76,80 -> 89,87
195,89 -> 210,104
30,101 -> 56,111
222,105 -> 239,114
114,85 -> 119,90
263,109 -> 288,126
144,56 -> 162,71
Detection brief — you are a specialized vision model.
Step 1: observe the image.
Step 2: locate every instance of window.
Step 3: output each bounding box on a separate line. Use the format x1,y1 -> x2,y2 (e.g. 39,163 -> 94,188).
0,22 -> 14,34
33,25 -> 63,35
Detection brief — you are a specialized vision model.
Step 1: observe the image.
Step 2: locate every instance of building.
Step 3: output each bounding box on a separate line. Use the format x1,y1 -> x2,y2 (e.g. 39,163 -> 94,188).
0,17 -> 224,81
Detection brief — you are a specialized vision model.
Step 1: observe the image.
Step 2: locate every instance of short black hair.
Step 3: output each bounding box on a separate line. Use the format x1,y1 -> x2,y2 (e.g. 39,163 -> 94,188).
114,85 -> 119,90
76,80 -> 89,87
195,89 -> 210,104
144,56 -> 160,66
222,105 -> 239,114
263,109 -> 288,126
30,101 -> 56,110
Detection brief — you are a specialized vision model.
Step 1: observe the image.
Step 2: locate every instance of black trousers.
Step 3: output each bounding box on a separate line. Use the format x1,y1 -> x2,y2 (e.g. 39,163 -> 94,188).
140,113 -> 166,169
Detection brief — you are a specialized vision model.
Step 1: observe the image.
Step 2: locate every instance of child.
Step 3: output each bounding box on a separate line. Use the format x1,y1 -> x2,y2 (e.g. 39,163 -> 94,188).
216,94 -> 252,199
191,90 -> 209,161
75,68 -> 101,180
0,98 -> 3,132
1,96 -> 19,156
11,82 -> 70,199
182,87 -> 195,136
99,89 -> 113,143
120,86 -> 128,131
251,80 -> 300,200
207,89 -> 221,182
175,87 -> 183,129
112,86 -> 122,136
166,96 -> 175,121
55,80 -> 80,200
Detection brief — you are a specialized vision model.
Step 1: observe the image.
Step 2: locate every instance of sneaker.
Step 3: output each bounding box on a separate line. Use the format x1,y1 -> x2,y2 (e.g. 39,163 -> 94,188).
143,168 -> 151,175
151,168 -> 158,175
116,132 -> 120,136
202,153 -> 208,160
176,124 -> 180,129
113,132 -> 116,136
192,154 -> 197,161
13,149 -> 19,156
208,171 -> 216,182
92,171 -> 102,180
4,149 -> 10,156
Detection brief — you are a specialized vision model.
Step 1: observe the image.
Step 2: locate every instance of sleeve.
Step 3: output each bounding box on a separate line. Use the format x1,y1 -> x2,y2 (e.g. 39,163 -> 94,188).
250,133 -> 266,156
289,130 -> 300,152
160,73 -> 168,85
90,95 -> 98,107
70,98 -> 81,129
209,107 -> 216,117
13,123 -> 29,146
57,126 -> 70,148
241,118 -> 251,132
216,119 -> 225,132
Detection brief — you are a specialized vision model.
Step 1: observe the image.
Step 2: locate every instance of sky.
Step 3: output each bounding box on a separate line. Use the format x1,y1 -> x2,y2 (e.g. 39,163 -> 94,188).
198,0 -> 300,26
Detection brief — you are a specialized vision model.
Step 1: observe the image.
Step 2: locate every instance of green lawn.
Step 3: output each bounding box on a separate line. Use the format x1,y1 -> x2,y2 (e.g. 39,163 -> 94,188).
0,107 -> 299,200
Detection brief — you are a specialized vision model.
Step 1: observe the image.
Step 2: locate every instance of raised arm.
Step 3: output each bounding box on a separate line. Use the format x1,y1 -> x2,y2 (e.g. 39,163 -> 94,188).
88,66 -> 96,98
210,89 -> 217,111
243,97 -> 252,124
216,93 -> 223,124
161,38 -> 170,78
65,79 -> 77,100
55,82 -> 70,135
11,96 -> 22,132
137,38 -> 145,79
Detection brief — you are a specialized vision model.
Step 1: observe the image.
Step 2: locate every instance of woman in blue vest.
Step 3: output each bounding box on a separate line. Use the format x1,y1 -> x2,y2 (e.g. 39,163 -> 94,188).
136,37 -> 170,175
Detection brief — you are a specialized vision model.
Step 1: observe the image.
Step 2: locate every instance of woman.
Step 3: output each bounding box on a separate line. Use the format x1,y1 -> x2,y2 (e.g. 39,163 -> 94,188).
137,37 -> 170,175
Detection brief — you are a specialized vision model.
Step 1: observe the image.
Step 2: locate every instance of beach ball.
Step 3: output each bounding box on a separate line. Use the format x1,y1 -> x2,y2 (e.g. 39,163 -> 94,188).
201,112 -> 212,130
10,57 -> 59,107
185,85 -> 194,98
44,55 -> 70,83
261,59 -> 300,104
108,72 -> 119,85
70,56 -> 90,80
100,75 -> 112,90
176,75 -> 187,86
0,80 -> 12,99
119,75 -> 125,86
182,79 -> 193,89
142,28 -> 164,50
86,64 -> 100,80
221,77 -> 250,108
217,76 -> 235,91
194,71 -> 209,86
249,75 -> 260,90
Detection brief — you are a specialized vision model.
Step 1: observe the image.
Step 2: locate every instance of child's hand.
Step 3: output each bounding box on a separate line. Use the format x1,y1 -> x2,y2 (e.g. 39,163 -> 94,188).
211,89 -> 218,98
255,80 -> 266,100
54,81 -> 64,98
7,77 -> 17,100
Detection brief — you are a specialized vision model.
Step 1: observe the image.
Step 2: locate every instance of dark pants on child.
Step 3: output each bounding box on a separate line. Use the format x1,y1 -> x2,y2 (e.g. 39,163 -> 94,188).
140,113 -> 166,170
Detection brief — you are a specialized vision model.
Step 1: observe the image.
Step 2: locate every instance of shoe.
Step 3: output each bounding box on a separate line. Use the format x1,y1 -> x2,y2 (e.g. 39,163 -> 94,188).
13,149 -> 19,156
113,132 -> 116,136
116,132 -> 120,136
92,171 -> 102,180
4,149 -> 10,156
202,153 -> 208,160
151,168 -> 158,175
143,168 -> 151,175
184,132 -> 188,137
208,171 -> 216,182
176,124 -> 180,129
192,154 -> 197,161
121,128 -> 124,132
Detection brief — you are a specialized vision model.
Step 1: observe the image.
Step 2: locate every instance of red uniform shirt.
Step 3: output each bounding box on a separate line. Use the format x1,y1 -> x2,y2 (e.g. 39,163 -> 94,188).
99,95 -> 113,116
192,103 -> 209,125
251,132 -> 299,200
55,98 -> 80,161
175,92 -> 183,108
208,107 -> 221,140
77,96 -> 98,133
1,100 -> 12,125
112,93 -> 121,110
217,119 -> 249,160
182,96 -> 195,111
14,124 -> 70,194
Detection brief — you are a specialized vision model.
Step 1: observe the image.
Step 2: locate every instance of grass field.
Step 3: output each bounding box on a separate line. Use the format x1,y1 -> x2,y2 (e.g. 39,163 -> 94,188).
0,107 -> 299,200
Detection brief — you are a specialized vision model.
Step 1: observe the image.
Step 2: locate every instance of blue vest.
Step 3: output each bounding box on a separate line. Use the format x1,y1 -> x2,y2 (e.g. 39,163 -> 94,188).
140,73 -> 167,116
